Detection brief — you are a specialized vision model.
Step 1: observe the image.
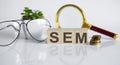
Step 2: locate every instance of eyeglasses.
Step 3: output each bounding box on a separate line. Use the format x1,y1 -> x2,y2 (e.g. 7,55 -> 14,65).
0,19 -> 51,47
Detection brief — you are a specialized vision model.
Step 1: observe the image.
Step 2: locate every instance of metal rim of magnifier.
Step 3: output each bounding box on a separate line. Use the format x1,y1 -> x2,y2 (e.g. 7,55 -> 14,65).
55,4 -> 91,28
0,20 -> 21,47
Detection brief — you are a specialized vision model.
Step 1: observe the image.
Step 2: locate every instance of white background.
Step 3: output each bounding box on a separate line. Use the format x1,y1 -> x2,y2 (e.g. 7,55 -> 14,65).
0,0 -> 120,65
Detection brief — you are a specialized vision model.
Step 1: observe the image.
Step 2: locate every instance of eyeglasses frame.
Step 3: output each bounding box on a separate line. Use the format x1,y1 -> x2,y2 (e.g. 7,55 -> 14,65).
0,19 -> 51,47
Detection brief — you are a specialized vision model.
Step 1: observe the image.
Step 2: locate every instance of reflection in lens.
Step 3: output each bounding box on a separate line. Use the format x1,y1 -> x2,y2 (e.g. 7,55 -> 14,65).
0,22 -> 20,46
27,19 -> 50,41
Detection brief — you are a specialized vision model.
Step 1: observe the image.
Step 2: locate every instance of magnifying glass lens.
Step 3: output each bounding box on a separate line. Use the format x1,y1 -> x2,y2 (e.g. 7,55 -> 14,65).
59,7 -> 83,28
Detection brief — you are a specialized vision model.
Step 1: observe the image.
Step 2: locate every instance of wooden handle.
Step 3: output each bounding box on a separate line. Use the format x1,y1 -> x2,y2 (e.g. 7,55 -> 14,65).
90,25 -> 118,39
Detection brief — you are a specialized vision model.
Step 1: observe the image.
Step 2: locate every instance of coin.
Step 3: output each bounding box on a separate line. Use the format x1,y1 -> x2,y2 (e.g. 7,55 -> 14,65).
90,35 -> 101,46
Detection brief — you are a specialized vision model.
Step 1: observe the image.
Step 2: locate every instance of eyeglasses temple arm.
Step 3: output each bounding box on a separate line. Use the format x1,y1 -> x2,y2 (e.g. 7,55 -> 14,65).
0,25 -> 19,31
0,26 -> 8,30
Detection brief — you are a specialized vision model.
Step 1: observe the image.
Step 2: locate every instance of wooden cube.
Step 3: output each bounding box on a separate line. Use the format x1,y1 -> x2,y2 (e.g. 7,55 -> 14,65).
47,28 -> 88,44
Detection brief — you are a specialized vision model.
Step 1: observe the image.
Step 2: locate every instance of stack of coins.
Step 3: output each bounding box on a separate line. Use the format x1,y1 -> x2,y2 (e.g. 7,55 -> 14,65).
90,35 -> 101,46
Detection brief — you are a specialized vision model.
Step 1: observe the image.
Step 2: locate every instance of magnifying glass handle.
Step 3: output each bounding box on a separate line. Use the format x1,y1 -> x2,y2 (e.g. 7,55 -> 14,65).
90,25 -> 118,39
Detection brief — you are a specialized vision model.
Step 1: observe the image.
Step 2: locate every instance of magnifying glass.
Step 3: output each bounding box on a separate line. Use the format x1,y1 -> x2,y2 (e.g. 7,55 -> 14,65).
55,4 -> 118,40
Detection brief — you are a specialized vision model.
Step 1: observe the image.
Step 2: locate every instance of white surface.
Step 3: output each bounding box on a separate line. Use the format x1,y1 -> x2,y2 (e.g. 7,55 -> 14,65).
0,0 -> 120,65
0,37 -> 120,65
